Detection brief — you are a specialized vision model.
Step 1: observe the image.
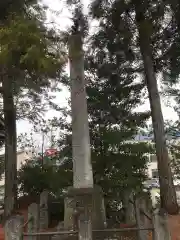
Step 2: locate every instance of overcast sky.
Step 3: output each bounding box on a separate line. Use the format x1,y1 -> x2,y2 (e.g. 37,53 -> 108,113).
16,0 -> 179,141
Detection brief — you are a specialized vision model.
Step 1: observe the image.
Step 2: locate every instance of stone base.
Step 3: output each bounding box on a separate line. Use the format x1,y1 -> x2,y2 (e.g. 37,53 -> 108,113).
64,185 -> 106,230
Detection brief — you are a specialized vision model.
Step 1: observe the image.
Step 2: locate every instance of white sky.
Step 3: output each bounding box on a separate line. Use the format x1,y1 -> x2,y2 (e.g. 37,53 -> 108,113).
16,0 -> 179,140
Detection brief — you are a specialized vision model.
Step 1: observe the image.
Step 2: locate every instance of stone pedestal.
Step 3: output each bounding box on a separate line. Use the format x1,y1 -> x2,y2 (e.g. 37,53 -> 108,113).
28,203 -> 39,240
123,190 -> 136,224
40,191 -> 49,230
5,215 -> 24,240
64,185 -> 106,230
152,209 -> 171,240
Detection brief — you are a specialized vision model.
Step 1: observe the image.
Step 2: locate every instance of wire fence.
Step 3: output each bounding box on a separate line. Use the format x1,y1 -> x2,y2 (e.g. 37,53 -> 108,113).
22,227 -> 154,240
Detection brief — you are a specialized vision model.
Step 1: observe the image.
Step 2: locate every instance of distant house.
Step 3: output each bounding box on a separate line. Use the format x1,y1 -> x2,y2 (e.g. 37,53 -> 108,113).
147,153 -> 180,185
147,154 -> 158,179
134,132 -> 180,181
0,150 -> 32,204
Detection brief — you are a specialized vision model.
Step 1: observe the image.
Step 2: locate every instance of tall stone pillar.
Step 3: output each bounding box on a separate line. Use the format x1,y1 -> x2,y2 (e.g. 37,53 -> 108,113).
64,31 -> 106,231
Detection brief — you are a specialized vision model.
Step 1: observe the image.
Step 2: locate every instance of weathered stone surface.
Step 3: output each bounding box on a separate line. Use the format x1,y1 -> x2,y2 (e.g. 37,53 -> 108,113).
27,203 -> 39,240
51,222 -> 77,240
135,196 -> 149,240
123,190 -> 136,224
5,215 -> 23,240
40,191 -> 49,230
153,208 -> 171,240
78,210 -> 92,240
64,185 -> 106,230
69,33 -> 94,189
56,221 -> 64,231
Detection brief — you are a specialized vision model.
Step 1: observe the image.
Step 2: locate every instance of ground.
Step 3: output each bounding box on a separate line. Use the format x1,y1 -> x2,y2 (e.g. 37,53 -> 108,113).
169,215 -> 180,240
0,210 -> 179,239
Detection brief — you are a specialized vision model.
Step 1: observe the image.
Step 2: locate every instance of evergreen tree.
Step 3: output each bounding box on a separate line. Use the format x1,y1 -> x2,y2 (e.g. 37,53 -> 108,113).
84,15 -> 152,220
161,1 -> 180,119
134,0 -> 178,214
49,14 -> 153,222
0,2 -> 66,220
90,0 -> 178,214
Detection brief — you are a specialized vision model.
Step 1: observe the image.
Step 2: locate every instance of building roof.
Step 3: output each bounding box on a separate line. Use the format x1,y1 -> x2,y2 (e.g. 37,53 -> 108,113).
135,132 -> 180,142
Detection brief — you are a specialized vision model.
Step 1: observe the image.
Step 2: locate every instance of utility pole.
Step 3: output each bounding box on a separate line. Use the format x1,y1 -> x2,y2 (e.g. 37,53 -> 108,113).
41,129 -> 45,169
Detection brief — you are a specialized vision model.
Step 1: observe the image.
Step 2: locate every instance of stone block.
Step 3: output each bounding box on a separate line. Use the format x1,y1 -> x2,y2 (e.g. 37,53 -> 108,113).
64,185 -> 106,230
5,215 -> 24,240
27,203 -> 39,240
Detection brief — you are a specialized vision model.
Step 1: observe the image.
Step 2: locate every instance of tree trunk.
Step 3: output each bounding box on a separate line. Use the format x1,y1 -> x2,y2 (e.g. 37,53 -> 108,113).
69,34 -> 93,188
2,76 -> 17,220
135,8 -> 178,214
